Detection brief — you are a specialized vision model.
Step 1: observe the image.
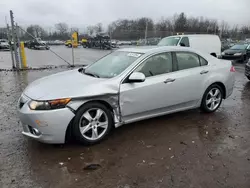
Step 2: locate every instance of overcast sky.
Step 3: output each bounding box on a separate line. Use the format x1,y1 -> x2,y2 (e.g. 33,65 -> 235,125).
0,0 -> 249,29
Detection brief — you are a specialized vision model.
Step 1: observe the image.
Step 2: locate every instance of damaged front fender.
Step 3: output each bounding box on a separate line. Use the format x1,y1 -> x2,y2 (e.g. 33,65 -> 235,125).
67,94 -> 123,128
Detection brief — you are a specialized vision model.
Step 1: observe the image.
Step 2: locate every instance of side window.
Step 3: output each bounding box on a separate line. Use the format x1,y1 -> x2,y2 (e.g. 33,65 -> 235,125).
199,56 -> 208,66
135,52 -> 172,77
176,52 -> 200,70
179,37 -> 190,47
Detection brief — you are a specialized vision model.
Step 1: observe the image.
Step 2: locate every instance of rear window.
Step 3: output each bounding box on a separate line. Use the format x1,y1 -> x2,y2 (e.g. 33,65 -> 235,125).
199,56 -> 208,66
176,52 -> 200,70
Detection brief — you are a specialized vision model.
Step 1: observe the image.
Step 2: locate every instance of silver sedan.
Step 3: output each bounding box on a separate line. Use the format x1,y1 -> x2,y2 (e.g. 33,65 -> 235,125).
18,46 -> 235,145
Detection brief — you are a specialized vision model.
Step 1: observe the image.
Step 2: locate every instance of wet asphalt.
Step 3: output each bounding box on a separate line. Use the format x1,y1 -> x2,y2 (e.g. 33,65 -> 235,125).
0,46 -> 112,69
0,64 -> 250,188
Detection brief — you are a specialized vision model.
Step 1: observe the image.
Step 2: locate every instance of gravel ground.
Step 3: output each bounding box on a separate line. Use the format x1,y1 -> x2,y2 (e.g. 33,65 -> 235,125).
0,64 -> 249,188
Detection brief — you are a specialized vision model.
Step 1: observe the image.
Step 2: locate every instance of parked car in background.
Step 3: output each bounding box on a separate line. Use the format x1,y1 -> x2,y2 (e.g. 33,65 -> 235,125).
117,41 -> 132,46
158,34 -> 221,57
18,46 -> 235,145
221,43 -> 250,63
46,40 -> 64,45
27,40 -> 50,50
0,39 -> 10,51
245,59 -> 250,80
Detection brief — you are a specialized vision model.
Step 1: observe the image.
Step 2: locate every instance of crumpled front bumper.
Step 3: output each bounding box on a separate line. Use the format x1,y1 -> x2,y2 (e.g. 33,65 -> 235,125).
18,95 -> 75,144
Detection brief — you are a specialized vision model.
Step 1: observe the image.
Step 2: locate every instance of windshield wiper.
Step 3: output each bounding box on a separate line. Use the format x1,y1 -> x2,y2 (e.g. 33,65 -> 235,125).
78,68 -> 99,78
84,71 -> 100,78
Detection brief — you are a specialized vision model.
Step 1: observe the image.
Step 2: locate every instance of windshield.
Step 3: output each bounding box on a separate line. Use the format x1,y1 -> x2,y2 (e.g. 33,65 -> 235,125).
230,44 -> 248,50
158,37 -> 181,46
84,51 -> 143,78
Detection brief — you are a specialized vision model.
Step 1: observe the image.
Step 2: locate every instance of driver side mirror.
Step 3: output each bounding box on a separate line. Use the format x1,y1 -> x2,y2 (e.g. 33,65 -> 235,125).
128,72 -> 145,83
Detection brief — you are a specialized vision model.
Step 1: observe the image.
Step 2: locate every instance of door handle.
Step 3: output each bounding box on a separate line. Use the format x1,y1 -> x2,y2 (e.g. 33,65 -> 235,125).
164,78 -> 176,84
200,70 -> 209,74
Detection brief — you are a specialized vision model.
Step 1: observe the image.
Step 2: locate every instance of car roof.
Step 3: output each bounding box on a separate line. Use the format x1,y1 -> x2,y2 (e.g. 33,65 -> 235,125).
118,45 -> 199,54
117,45 -> 216,61
164,34 -> 218,38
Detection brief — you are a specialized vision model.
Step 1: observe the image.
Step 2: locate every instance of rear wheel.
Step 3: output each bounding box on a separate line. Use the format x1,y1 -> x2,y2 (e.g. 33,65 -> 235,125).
72,102 -> 113,145
201,84 -> 223,113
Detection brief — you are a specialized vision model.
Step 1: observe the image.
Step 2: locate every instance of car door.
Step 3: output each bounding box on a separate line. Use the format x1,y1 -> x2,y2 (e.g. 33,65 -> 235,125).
119,52 -> 178,122
169,51 -> 209,107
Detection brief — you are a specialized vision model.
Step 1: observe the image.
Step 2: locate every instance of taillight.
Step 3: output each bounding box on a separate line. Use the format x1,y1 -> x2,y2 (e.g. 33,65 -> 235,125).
230,66 -> 236,72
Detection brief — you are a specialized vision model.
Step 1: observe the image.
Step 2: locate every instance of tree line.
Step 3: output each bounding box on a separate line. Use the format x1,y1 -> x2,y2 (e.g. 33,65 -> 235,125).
1,12 -> 250,41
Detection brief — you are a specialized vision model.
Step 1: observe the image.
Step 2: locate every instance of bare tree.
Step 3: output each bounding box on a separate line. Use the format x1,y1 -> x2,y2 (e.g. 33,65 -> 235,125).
55,22 -> 69,35
87,26 -> 95,36
94,23 -> 103,33
220,20 -> 230,37
71,27 -> 79,33
26,25 -> 47,38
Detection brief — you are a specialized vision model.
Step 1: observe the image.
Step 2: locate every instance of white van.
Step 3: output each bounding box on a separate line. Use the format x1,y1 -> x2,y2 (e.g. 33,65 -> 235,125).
158,34 -> 221,57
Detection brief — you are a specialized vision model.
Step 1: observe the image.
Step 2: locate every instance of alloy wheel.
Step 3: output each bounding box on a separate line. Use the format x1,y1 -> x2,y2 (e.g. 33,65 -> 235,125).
206,88 -> 222,111
79,108 -> 109,141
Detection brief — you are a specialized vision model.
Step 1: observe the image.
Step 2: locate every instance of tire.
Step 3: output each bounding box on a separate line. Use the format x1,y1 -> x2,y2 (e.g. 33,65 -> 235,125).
72,102 -> 113,145
201,84 -> 223,113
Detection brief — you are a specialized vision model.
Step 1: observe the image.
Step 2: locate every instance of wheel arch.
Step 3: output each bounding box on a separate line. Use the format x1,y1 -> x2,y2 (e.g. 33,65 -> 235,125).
207,82 -> 226,99
65,99 -> 120,142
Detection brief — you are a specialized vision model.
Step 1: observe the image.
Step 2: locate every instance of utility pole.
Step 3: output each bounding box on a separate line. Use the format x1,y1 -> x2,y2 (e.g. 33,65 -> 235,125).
144,21 -> 148,45
16,23 -> 23,68
10,10 -> 20,70
71,29 -> 75,67
6,24 -> 15,68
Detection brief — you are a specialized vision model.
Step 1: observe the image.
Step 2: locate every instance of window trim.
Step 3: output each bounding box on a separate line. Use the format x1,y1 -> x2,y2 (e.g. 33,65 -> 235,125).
173,51 -> 207,71
179,37 -> 190,47
198,55 -> 208,66
122,51 -> 174,83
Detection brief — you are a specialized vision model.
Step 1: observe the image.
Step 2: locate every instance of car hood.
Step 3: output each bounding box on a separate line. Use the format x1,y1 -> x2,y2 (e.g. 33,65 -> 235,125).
23,69 -> 119,100
223,49 -> 245,54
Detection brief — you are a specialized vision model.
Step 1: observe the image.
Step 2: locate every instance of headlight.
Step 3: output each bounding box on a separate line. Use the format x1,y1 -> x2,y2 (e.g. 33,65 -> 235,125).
29,98 -> 71,110
234,53 -> 242,56
221,52 -> 225,55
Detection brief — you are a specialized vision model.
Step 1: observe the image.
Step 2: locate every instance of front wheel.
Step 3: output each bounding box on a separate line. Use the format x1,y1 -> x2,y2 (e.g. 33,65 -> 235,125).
72,102 -> 113,145
201,84 -> 223,113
